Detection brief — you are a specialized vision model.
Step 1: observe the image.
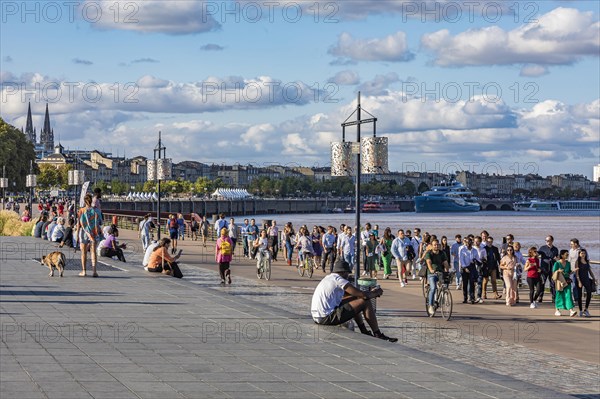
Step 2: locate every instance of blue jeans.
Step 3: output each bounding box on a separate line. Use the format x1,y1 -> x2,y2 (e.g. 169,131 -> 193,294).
285,241 -> 293,262
428,274 -> 439,306
343,252 -> 354,271
453,259 -> 461,285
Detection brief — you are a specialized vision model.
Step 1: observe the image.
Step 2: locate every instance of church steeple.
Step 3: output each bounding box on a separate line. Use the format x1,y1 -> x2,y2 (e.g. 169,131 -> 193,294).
40,103 -> 54,153
25,102 -> 35,143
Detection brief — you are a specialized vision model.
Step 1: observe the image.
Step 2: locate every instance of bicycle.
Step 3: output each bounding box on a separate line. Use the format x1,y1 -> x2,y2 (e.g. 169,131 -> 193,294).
256,249 -> 272,280
297,251 -> 314,278
425,271 -> 454,320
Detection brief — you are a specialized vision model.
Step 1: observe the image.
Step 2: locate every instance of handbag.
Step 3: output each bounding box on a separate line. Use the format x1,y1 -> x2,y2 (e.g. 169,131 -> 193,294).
590,278 -> 598,294
553,270 -> 567,291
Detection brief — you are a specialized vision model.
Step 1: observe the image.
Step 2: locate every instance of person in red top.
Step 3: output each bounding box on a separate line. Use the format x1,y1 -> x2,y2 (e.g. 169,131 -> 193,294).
215,227 -> 234,285
58,202 -> 64,216
524,246 -> 542,309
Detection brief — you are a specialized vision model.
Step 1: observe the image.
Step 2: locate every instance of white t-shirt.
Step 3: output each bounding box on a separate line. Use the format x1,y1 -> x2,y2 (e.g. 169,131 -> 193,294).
143,242 -> 159,266
311,273 -> 349,321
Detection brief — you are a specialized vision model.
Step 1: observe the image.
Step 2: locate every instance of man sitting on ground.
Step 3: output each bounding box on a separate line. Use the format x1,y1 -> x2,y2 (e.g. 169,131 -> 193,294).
311,259 -> 398,342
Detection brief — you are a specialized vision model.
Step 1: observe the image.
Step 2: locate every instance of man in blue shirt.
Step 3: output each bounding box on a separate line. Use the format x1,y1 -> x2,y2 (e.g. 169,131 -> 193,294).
241,219 -> 250,258
391,229 -> 412,287
338,225 -> 356,272
459,237 -> 480,304
450,234 -> 462,290
321,225 -> 336,272
247,219 -> 259,259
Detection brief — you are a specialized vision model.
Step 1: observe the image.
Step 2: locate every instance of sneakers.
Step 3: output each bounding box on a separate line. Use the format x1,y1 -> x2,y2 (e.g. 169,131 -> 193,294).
555,310 -> 562,316
400,282 -> 406,288
361,271 -> 368,276
456,284 -> 461,290
530,303 -> 536,309
476,298 -> 484,304
374,331 -> 398,343
383,274 -> 390,279
427,305 -> 435,316
583,310 -> 591,317
411,274 -> 416,280
569,309 -> 577,317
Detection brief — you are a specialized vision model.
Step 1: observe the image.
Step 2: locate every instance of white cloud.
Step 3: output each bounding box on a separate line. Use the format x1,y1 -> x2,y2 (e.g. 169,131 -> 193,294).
0,72 -> 324,115
327,70 -> 360,86
329,31 -> 414,62
80,0 -> 220,35
357,73 -> 400,96
421,7 -> 600,67
520,65 -> 549,77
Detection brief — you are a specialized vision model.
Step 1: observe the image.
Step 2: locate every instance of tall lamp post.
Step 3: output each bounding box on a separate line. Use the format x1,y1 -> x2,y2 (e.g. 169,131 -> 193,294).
332,92 -> 387,285
0,165 -> 8,210
68,152 -> 84,213
26,160 -> 37,216
147,131 -> 171,239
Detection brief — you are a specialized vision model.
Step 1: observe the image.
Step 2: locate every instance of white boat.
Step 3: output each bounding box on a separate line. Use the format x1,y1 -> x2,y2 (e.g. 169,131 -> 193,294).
414,181 -> 480,213
514,200 -> 600,211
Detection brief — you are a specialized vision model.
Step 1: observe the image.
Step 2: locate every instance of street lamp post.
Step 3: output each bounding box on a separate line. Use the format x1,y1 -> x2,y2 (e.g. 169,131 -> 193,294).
147,131 -> 171,239
0,165 -> 8,210
332,92 -> 387,286
68,152 -> 84,214
26,160 -> 37,217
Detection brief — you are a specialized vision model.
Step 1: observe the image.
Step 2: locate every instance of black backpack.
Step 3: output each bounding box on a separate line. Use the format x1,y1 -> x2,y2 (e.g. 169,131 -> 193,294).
406,244 -> 416,261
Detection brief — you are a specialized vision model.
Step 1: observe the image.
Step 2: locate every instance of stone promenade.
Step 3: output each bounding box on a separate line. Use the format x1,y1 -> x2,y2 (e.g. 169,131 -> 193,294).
0,236 -> 595,399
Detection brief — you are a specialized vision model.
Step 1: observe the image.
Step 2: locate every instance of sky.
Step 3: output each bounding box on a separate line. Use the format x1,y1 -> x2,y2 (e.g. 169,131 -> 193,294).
1,0 -> 599,179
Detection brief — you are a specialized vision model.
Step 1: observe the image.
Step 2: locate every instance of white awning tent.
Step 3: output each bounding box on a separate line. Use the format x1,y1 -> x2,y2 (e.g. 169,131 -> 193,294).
211,188 -> 253,200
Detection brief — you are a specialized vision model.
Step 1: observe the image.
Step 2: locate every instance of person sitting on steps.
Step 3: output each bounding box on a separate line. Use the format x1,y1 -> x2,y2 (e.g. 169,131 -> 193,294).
311,259 -> 398,342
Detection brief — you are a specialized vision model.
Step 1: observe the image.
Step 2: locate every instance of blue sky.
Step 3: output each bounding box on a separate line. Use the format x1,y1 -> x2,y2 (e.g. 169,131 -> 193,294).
1,0 -> 599,178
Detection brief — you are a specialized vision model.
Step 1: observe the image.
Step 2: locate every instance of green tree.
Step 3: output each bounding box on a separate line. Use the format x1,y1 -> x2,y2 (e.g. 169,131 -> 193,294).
417,182 -> 430,193
0,118 -> 37,191
400,181 -> 416,196
37,164 -> 60,190
110,179 -> 128,195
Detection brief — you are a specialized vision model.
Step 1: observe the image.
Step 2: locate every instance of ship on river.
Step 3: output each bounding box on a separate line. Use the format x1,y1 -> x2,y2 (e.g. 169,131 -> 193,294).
414,181 -> 480,213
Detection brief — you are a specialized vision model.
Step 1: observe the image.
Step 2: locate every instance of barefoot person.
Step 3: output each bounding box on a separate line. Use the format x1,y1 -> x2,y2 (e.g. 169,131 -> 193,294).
311,259 -> 398,342
78,194 -> 101,277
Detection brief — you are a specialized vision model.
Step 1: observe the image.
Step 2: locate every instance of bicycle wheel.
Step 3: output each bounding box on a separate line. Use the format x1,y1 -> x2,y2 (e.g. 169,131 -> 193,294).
298,259 -> 305,277
265,258 -> 271,280
422,278 -> 428,299
440,289 -> 453,321
256,260 -> 263,279
307,258 -> 313,278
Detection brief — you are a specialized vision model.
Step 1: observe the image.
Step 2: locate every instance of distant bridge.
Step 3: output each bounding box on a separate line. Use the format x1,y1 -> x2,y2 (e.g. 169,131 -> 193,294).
479,199 -> 515,211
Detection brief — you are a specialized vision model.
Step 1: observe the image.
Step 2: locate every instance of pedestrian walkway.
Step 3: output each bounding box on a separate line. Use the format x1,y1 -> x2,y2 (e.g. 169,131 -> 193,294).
0,237 -> 593,399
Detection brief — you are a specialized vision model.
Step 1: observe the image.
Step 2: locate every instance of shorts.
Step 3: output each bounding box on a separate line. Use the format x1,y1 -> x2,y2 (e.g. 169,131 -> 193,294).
78,230 -> 97,246
169,229 -> 178,239
314,298 -> 356,326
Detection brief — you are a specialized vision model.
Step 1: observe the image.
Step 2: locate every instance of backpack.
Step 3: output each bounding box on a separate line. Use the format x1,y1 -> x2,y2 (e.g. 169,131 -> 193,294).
406,244 -> 416,261
220,239 -> 232,256
169,219 -> 177,229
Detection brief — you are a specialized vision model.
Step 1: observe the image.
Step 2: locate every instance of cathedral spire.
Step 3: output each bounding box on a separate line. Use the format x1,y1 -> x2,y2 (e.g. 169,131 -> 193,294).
40,103 -> 54,153
25,102 -> 35,143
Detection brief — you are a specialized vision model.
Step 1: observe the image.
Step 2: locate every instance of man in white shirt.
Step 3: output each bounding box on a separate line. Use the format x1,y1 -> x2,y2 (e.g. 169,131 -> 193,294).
311,259 -> 397,342
568,238 -> 581,303
360,223 -> 372,276
459,237 -> 480,304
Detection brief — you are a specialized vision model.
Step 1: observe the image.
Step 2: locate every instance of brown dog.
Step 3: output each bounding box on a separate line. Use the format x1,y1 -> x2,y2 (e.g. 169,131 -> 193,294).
42,251 -> 66,277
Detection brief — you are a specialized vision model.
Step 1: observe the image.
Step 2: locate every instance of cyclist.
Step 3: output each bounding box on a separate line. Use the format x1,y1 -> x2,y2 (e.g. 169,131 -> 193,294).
424,238 -> 450,315
253,230 -> 271,270
295,226 -> 315,266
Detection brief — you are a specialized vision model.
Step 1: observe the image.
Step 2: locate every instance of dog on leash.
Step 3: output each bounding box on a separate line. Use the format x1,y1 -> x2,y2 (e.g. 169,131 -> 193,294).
41,251 -> 66,277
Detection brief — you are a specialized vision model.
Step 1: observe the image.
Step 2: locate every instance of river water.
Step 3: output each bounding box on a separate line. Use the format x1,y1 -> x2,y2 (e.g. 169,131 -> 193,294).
250,211 -> 600,268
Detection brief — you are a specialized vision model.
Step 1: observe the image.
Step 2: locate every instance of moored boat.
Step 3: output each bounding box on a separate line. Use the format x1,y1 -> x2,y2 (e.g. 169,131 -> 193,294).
414,181 -> 480,213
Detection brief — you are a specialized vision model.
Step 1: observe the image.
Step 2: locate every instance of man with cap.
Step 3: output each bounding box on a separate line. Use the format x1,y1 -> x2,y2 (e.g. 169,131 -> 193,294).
311,259 -> 398,342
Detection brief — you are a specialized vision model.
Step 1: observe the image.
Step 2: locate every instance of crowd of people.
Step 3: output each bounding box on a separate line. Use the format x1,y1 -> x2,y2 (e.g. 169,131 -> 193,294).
153,214 -> 597,319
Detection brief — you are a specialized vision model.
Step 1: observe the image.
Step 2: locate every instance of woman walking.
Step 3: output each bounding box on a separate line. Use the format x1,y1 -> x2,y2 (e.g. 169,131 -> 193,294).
78,194 -> 101,277
575,249 -> 596,317
215,228 -> 234,285
380,228 -> 394,279
500,245 -> 517,306
311,225 -> 323,269
168,214 -> 179,254
283,223 -> 295,266
524,247 -> 542,309
553,250 -> 578,317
